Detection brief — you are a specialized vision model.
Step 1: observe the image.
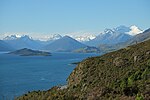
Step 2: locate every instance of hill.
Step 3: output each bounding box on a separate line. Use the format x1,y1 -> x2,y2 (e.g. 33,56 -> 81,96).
44,36 -> 86,52
9,48 -> 51,56
16,39 -> 150,99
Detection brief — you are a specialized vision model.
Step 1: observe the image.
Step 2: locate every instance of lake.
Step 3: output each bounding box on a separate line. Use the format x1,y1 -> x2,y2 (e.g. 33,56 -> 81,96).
0,52 -> 99,100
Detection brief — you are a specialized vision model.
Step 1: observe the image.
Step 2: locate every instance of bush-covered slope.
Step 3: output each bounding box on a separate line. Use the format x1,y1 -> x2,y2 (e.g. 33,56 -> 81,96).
16,39 -> 150,100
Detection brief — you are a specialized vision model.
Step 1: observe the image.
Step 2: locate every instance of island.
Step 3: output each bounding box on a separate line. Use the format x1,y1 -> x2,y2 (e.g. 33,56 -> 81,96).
8,48 -> 51,56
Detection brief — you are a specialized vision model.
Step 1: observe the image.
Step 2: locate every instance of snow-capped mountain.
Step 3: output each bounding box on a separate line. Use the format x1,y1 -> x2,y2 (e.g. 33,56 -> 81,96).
127,25 -> 143,36
113,25 -> 142,35
47,34 -> 62,41
73,35 -> 96,42
3,35 -> 22,40
3,35 -> 42,50
3,34 -> 33,40
85,25 -> 143,46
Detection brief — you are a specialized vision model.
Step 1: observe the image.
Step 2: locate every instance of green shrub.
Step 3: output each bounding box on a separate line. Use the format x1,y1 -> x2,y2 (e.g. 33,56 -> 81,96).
120,79 -> 127,90
128,74 -> 134,86
136,93 -> 144,100
141,67 -> 150,79
147,59 -> 150,66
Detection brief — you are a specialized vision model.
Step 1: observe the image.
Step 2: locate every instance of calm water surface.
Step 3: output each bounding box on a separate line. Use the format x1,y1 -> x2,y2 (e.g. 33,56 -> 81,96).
0,52 -> 99,99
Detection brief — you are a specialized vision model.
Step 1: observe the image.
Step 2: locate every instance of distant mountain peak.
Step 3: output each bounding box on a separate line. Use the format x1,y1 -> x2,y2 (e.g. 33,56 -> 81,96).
3,35 -> 21,40
44,35 -> 86,52
3,34 -> 32,40
20,35 -> 32,40
102,25 -> 142,36
47,34 -> 62,41
63,35 -> 72,39
57,35 -> 79,42
103,28 -> 114,34
73,34 -> 96,42
127,25 -> 143,36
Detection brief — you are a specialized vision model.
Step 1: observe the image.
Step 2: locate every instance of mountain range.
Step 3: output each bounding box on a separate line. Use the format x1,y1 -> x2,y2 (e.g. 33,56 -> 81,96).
3,35 -> 42,50
93,28 -> 150,53
0,25 -> 147,52
1,34 -> 88,52
85,25 -> 142,46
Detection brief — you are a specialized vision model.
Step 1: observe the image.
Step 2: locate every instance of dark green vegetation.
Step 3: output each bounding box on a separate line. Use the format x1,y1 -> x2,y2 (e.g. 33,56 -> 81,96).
16,39 -> 150,100
9,48 -> 51,56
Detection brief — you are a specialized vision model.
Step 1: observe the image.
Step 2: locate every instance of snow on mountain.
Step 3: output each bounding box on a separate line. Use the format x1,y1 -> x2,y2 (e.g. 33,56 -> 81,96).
113,25 -> 142,35
127,25 -> 143,36
3,34 -> 33,40
3,35 -> 22,40
73,35 -> 96,42
104,28 -> 115,34
47,34 -> 62,41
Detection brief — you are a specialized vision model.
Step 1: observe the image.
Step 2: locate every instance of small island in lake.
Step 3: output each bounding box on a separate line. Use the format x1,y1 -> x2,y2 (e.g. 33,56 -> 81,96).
8,48 -> 51,56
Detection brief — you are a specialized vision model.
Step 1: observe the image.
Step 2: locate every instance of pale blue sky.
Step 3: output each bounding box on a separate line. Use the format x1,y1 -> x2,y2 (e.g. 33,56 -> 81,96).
0,0 -> 150,35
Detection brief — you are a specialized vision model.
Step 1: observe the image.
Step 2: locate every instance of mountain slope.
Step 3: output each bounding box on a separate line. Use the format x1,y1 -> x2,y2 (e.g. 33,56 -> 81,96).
44,36 -> 86,52
0,40 -> 14,51
17,39 -> 150,100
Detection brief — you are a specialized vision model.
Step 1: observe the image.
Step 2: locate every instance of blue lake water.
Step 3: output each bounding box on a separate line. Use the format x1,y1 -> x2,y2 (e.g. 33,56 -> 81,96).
0,52 -> 99,100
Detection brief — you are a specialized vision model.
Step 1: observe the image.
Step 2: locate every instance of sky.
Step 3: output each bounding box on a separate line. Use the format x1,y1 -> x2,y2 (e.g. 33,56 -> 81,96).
0,0 -> 150,39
